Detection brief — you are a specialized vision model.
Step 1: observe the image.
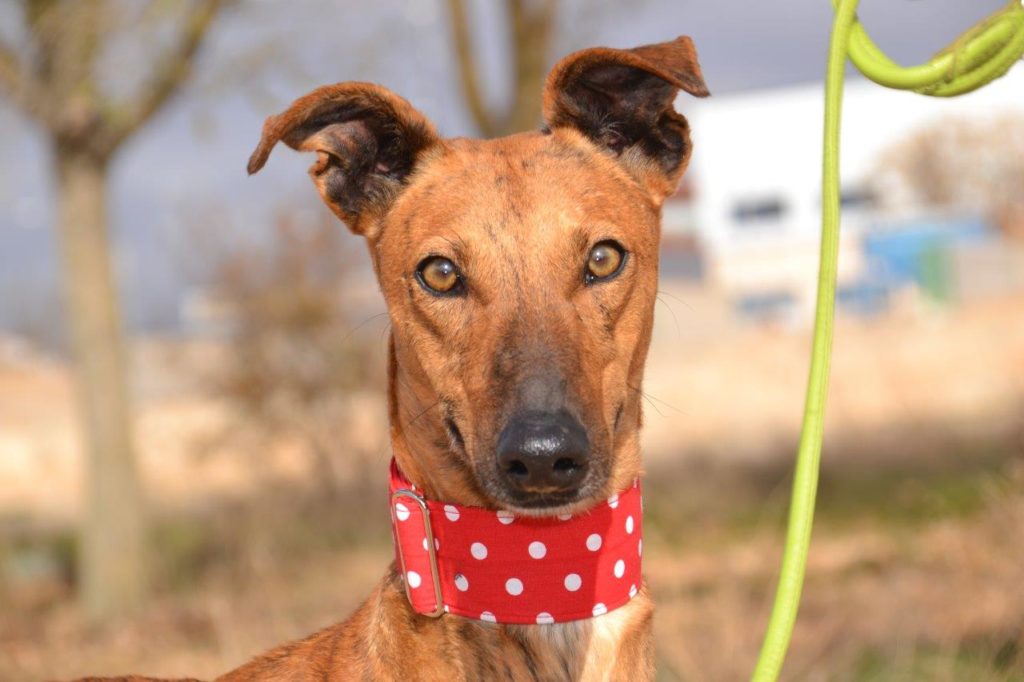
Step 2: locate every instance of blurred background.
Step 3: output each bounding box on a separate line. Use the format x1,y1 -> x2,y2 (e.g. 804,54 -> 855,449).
1,1 -> 1022,680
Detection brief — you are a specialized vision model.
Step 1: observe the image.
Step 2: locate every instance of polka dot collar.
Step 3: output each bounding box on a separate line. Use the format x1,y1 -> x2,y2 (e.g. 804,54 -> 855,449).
389,458 -> 643,625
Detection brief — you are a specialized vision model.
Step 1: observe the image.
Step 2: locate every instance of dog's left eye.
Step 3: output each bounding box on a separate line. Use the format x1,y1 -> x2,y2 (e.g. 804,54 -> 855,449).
416,256 -> 464,296
585,241 -> 627,284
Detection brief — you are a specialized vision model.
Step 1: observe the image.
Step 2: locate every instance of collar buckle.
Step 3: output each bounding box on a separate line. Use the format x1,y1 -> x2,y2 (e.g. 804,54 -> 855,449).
391,488 -> 445,618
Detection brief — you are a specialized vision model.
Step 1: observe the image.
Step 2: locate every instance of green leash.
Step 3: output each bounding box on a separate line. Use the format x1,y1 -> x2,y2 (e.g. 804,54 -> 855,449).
749,2 -> 1024,680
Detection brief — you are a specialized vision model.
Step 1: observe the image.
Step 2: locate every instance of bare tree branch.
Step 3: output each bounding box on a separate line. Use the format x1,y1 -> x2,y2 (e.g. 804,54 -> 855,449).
105,0 -> 224,149
446,0 -> 503,137
2,1 -> 112,137
0,13 -> 50,122
446,0 -> 556,138
506,0 -> 555,133
0,40 -> 25,101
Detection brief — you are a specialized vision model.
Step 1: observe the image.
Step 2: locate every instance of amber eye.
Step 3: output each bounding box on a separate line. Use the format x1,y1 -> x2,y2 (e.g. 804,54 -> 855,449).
585,241 -> 626,283
416,256 -> 464,296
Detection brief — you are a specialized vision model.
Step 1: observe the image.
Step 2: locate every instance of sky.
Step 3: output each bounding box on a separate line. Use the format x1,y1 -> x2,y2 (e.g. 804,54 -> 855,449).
0,0 -> 1012,341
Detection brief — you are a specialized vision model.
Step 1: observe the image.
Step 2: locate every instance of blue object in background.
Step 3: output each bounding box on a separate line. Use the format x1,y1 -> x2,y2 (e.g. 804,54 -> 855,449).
862,215 -> 994,299
837,280 -> 890,317
735,290 -> 797,323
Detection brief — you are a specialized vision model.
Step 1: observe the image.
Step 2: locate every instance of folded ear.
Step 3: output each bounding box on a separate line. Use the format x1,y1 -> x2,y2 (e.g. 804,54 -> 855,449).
542,36 -> 709,201
247,83 -> 439,236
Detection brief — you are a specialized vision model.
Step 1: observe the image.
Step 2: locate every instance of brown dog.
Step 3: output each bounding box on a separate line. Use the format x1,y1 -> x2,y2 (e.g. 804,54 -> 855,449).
79,36 -> 707,682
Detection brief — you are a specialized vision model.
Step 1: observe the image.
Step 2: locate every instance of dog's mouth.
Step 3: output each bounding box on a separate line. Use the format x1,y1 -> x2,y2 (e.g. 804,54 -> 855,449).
500,485 -> 587,511
444,417 -> 466,451
508,494 -> 604,517
482,481 -> 602,516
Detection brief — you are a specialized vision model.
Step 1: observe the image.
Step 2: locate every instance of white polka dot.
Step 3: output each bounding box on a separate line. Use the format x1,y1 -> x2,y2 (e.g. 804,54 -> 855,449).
586,533 -> 603,551
505,577 -> 524,596
443,604 -> 450,613
444,504 -> 460,522
536,612 -> 554,624
557,513 -> 572,521
407,571 -> 421,588
528,541 -> 547,559
608,494 -> 619,509
614,559 -> 625,578
497,510 -> 515,525
435,538 -> 441,551
564,573 -> 582,592
480,611 -> 496,623
470,542 -> 488,560
625,515 -> 634,534
422,537 -> 429,551
395,502 -> 410,521
592,603 -> 608,617
638,539 -> 643,556
455,574 -> 469,591
629,584 -> 638,598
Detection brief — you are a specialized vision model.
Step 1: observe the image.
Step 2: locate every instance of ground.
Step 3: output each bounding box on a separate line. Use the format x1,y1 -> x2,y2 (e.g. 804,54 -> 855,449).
1,284 -> 1022,681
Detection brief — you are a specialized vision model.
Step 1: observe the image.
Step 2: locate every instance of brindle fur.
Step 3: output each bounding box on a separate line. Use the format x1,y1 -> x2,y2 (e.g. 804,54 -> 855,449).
75,36 -> 707,682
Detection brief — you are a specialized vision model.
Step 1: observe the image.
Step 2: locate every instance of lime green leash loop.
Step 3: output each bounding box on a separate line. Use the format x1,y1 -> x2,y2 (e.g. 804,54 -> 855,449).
749,2 -> 1024,681
842,0 -> 1024,95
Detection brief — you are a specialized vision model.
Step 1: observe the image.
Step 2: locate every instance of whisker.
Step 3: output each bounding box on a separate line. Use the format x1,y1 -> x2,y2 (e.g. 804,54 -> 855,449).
628,383 -> 686,416
378,319 -> 393,348
407,399 -> 442,427
627,383 -> 667,418
341,311 -> 389,344
657,288 -> 695,313
644,391 -> 686,415
656,294 -> 682,342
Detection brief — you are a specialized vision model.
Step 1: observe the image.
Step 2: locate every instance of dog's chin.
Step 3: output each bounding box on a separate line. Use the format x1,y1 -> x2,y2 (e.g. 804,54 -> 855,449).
478,477 -> 608,518
503,490 -> 584,514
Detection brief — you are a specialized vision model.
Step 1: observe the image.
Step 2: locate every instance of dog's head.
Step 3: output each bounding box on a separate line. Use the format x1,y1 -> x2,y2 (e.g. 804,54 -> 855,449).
248,37 -> 707,514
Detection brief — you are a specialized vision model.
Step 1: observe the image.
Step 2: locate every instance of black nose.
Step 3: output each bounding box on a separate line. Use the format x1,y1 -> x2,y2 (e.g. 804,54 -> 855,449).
496,410 -> 589,495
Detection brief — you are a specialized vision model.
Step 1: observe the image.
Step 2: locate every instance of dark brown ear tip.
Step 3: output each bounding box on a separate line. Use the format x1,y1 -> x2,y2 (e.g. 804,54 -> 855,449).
247,125 -> 281,174
246,148 -> 267,175
247,112 -> 285,175
673,36 -> 710,98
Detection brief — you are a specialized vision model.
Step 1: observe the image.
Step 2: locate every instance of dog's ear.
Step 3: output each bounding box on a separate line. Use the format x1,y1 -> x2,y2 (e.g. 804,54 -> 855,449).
247,83 -> 439,237
542,36 -> 708,201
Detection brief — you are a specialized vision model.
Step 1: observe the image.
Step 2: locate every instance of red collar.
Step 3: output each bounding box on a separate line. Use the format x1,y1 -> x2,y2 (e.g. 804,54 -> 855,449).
388,458 -> 643,625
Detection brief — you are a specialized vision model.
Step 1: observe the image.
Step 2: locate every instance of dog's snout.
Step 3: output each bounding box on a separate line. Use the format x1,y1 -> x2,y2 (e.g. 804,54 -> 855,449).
496,410 -> 589,496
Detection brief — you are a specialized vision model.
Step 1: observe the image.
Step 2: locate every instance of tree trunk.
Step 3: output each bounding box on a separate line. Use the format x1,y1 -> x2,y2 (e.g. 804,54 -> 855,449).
55,149 -> 145,621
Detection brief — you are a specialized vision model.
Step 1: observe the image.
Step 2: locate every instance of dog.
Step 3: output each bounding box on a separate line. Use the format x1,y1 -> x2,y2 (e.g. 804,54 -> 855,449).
77,35 -> 707,682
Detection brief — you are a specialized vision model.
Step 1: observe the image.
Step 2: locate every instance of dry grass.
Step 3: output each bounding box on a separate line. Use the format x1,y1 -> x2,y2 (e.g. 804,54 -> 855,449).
1,291 -> 1023,680
2,472 -> 1022,681
649,475 -> 1024,681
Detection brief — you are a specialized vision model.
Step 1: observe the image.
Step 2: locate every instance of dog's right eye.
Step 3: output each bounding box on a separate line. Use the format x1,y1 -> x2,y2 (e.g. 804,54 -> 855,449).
416,256 -> 464,296
585,240 -> 627,284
